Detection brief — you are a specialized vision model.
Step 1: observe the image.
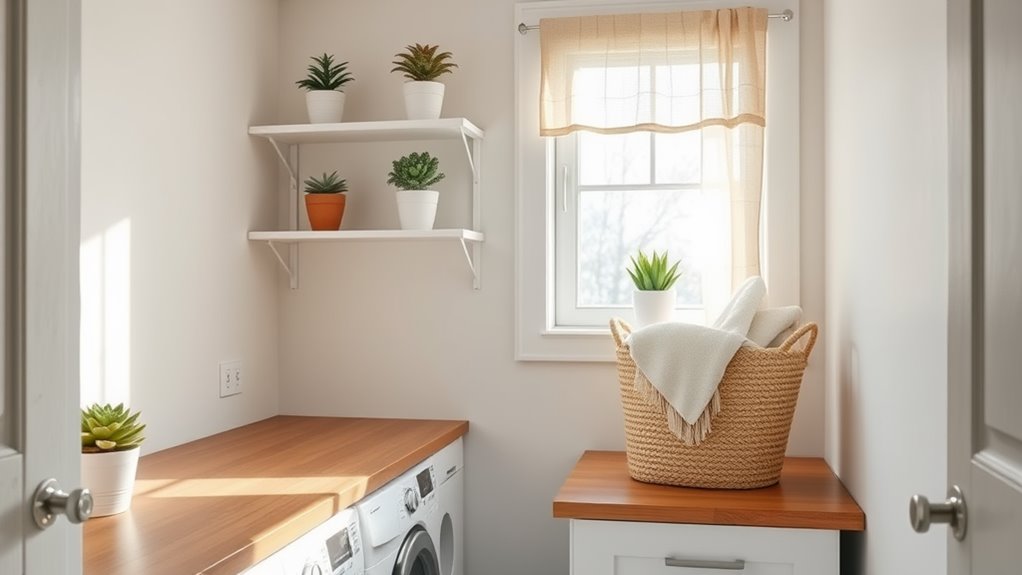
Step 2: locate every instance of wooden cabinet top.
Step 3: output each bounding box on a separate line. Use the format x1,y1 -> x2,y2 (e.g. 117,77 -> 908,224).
83,416 -> 469,575
553,451 -> 864,531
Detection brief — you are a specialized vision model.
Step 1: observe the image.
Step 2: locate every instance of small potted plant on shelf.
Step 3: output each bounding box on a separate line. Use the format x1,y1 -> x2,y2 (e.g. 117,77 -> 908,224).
627,250 -> 682,328
387,151 -> 445,230
304,171 -> 348,231
81,403 -> 146,517
296,53 -> 354,123
391,43 -> 458,120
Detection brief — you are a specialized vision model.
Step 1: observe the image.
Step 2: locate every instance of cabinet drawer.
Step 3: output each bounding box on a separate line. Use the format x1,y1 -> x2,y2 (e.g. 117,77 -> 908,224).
570,520 -> 838,575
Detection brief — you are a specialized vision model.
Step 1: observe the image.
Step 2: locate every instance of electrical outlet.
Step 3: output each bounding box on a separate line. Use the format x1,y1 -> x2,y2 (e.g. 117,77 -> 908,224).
219,360 -> 243,398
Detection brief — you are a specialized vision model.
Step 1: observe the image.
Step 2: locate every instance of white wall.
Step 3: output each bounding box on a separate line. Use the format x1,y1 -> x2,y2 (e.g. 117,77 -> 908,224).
276,1 -> 826,574
80,0 -> 282,453
823,0 -> 948,573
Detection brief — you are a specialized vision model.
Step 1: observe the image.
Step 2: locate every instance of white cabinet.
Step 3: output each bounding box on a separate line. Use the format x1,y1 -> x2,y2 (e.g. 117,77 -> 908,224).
570,520 -> 838,575
248,118 -> 485,289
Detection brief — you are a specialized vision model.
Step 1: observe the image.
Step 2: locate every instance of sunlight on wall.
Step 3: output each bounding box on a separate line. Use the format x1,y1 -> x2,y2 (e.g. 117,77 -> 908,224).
80,218 -> 131,407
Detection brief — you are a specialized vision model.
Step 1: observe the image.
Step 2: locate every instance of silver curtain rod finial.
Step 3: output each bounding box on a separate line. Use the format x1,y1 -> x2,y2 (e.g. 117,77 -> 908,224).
518,9 -> 795,35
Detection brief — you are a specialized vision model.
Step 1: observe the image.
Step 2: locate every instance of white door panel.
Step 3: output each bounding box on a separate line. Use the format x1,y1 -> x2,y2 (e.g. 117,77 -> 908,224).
0,0 -> 83,573
947,0 -> 1022,571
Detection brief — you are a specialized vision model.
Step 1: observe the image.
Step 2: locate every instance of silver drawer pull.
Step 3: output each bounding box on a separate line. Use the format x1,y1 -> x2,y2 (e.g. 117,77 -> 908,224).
665,557 -> 746,570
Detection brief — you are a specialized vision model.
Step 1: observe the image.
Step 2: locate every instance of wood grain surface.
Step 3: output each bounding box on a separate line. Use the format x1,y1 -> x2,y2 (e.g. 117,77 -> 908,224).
83,416 -> 469,575
553,451 -> 864,531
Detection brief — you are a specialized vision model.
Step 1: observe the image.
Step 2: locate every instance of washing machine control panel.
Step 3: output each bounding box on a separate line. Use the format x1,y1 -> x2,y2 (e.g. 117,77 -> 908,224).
276,509 -> 363,575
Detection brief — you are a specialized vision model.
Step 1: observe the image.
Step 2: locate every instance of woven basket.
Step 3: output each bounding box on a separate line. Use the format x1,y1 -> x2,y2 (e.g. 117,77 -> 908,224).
610,319 -> 818,489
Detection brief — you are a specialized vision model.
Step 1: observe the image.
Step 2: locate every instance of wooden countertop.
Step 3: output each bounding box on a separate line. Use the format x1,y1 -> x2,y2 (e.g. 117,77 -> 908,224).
84,416 -> 469,575
553,451 -> 864,531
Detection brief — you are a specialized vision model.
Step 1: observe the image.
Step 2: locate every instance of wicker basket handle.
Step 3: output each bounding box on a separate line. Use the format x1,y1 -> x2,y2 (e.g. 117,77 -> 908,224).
779,322 -> 818,357
609,318 -> 633,348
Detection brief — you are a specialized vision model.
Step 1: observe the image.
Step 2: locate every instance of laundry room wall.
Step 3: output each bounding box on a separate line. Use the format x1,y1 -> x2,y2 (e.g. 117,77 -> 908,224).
80,0 -> 282,453
275,1 -> 827,574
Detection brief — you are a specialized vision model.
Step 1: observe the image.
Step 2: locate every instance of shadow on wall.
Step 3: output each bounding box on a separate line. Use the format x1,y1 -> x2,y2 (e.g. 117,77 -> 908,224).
80,217 -> 132,407
837,340 -> 864,574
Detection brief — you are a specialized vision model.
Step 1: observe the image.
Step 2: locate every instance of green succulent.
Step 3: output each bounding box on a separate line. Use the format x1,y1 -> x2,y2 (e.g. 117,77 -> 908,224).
304,171 -> 348,194
296,53 -> 354,91
627,250 -> 682,291
391,43 -> 458,82
81,403 -> 146,453
387,152 -> 445,190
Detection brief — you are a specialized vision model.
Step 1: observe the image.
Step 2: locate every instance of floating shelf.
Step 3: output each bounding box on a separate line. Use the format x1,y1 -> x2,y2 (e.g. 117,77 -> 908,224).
249,118 -> 485,290
249,229 -> 484,243
249,118 -> 484,145
249,229 -> 484,289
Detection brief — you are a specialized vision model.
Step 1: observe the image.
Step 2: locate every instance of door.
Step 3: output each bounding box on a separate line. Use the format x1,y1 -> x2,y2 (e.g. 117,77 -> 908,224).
945,0 -> 1022,571
0,0 -> 84,573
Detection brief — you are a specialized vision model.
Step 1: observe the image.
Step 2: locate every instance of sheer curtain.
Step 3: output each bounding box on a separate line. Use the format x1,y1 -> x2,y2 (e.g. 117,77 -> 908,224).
540,7 -> 768,290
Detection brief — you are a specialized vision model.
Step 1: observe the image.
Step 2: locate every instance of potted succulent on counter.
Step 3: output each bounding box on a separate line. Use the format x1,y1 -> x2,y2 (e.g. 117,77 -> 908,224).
296,53 -> 354,123
304,171 -> 348,231
391,43 -> 458,120
387,151 -> 445,230
81,403 -> 146,517
627,250 -> 682,327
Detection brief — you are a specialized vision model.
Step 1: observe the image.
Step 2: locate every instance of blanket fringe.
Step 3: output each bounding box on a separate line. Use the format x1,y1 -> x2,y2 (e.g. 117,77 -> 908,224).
633,368 -> 721,446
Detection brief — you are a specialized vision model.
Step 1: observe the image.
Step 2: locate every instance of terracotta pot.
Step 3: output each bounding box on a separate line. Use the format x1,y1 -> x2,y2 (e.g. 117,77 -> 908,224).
305,193 -> 346,230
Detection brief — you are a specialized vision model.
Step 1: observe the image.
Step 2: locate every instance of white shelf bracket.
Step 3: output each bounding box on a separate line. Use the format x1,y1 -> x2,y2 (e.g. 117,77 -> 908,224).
460,131 -> 478,182
267,136 -> 298,191
458,238 -> 480,290
266,240 -> 298,289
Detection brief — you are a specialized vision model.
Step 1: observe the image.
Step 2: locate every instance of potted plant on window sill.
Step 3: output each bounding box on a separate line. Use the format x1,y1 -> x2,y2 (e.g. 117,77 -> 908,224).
387,151 -> 444,230
627,250 -> 682,328
304,171 -> 348,231
391,43 -> 458,120
81,403 -> 146,517
296,53 -> 354,123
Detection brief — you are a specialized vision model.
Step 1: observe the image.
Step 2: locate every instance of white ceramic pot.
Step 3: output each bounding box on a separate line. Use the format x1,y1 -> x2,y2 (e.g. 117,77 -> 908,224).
402,81 -> 445,120
633,289 -> 676,328
396,190 -> 440,230
305,90 -> 346,123
81,448 -> 141,517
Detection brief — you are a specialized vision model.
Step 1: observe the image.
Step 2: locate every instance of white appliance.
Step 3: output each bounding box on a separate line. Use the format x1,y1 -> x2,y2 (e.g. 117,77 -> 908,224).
356,438 -> 463,575
243,507 -> 364,575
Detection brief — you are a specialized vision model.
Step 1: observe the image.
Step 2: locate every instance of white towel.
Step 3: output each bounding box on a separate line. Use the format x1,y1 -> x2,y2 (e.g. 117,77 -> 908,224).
625,277 -> 799,445
747,306 -> 802,348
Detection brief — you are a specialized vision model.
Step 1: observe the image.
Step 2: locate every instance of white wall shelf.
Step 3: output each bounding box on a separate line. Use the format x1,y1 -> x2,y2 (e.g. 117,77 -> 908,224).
249,118 -> 484,290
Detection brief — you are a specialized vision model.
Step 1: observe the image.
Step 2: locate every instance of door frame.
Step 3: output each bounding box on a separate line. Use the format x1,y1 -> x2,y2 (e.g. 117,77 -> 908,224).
947,0 -> 975,570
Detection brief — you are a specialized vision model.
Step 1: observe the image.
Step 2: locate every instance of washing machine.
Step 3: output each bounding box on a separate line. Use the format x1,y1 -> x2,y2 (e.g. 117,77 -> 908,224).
242,506 -> 364,575
356,438 -> 463,575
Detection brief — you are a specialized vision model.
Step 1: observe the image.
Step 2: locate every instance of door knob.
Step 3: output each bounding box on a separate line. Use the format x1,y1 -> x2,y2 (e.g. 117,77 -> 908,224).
909,485 -> 966,541
32,478 -> 93,529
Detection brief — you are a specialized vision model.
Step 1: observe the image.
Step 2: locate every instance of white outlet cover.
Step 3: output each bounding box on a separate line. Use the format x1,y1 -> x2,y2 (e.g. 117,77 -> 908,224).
219,360 -> 243,398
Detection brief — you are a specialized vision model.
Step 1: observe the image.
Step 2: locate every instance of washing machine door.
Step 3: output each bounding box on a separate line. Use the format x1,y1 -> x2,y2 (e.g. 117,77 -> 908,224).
393,526 -> 439,575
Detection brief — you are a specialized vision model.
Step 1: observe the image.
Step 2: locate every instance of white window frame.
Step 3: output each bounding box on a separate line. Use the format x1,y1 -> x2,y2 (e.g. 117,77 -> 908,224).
515,0 -> 800,362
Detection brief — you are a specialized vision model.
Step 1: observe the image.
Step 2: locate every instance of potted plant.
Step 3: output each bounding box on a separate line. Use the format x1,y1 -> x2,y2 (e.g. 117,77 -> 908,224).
304,171 -> 348,231
387,151 -> 445,230
296,53 -> 354,123
81,403 -> 146,517
391,43 -> 458,120
627,250 -> 682,327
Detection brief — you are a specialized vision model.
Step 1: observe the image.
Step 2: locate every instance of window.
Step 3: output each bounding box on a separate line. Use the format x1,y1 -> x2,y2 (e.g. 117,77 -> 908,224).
515,0 -> 800,361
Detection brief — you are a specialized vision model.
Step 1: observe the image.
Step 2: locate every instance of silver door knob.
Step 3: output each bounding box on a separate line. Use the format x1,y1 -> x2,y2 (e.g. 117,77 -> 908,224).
909,485 -> 966,541
32,478 -> 93,529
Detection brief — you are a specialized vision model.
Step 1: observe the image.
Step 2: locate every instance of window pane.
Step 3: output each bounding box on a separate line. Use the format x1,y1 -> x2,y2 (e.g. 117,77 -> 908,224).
655,132 -> 701,184
576,189 -> 704,308
578,131 -> 650,186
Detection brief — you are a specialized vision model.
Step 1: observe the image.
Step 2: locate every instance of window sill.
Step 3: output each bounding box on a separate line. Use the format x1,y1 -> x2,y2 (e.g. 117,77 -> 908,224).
541,326 -> 611,337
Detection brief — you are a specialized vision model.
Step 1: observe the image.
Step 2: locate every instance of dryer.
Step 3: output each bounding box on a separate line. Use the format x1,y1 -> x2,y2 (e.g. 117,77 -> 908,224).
356,438 -> 463,575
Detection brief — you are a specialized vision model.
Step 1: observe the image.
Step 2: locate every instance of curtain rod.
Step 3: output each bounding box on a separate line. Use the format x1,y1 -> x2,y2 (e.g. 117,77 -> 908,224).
517,9 -> 794,35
